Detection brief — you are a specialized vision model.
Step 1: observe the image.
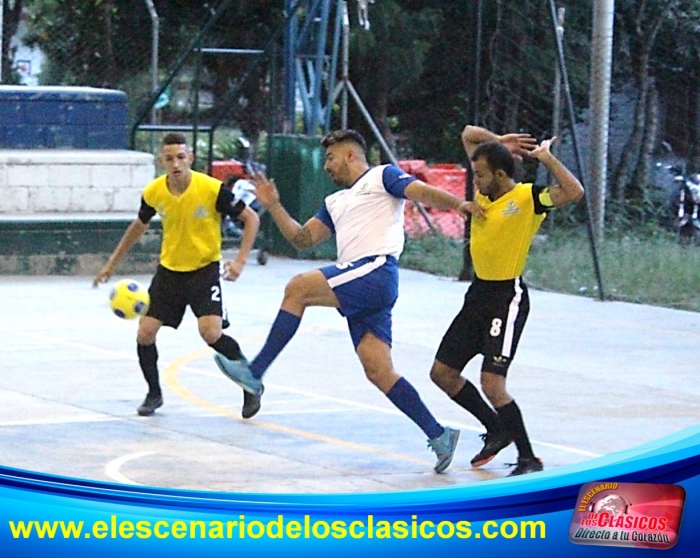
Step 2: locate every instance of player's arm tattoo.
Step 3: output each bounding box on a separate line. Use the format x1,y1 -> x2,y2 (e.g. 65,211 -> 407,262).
292,227 -> 315,250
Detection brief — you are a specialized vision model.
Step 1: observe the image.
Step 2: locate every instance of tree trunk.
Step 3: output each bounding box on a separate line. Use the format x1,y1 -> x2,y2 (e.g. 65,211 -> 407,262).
374,49 -> 396,155
610,54 -> 651,202
632,79 -> 659,199
100,0 -> 116,87
1,0 -> 24,82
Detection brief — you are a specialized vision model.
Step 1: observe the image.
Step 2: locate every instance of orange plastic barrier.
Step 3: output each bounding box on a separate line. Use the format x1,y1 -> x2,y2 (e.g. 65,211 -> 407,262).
398,161 -> 467,239
210,160 -> 247,182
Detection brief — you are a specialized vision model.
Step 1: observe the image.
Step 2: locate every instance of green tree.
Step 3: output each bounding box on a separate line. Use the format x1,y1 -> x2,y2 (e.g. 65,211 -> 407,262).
347,0 -> 440,156
1,0 -> 25,83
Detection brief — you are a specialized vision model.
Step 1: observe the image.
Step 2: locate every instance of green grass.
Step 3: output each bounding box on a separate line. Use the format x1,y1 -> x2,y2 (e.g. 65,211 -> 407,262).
402,229 -> 700,312
401,235 -> 464,277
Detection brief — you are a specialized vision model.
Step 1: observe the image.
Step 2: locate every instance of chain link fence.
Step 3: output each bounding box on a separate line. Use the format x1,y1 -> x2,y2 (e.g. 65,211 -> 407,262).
4,0 -> 699,246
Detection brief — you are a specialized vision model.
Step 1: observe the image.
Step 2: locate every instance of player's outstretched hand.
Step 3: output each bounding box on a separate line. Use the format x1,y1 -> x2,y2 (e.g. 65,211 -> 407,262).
250,171 -> 280,209
92,263 -> 115,288
500,133 -> 538,161
527,137 -> 556,161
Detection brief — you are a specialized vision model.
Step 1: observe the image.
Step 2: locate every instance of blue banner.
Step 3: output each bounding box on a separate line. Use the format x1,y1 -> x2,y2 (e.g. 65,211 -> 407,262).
3,426 -> 699,557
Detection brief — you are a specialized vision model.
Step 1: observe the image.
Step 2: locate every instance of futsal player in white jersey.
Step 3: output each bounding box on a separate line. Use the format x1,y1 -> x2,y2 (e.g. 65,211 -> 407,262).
215,130 -> 483,473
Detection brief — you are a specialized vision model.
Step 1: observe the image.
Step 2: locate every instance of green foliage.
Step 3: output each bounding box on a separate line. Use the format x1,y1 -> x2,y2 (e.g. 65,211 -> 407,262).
403,226 -> 700,313
400,234 -> 464,278
526,226 -> 700,311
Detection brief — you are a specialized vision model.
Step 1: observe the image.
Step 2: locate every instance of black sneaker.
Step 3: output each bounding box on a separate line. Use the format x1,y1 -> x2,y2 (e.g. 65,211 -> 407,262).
470,430 -> 513,467
507,457 -> 544,476
241,385 -> 264,419
137,393 -> 163,416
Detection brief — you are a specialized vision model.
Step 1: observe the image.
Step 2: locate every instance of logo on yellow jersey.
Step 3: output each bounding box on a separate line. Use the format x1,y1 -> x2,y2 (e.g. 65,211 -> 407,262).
502,200 -> 520,216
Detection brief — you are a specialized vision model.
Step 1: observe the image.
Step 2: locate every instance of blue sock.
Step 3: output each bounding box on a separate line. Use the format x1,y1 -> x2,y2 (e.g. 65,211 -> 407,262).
386,378 -> 444,440
250,309 -> 301,379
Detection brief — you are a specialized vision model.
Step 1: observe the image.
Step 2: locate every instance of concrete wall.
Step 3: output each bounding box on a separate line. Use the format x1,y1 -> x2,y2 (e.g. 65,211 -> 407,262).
0,149 -> 155,214
0,150 -> 158,275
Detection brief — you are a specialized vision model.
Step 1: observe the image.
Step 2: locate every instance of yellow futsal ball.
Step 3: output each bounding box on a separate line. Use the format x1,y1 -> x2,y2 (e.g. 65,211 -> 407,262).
109,279 -> 150,320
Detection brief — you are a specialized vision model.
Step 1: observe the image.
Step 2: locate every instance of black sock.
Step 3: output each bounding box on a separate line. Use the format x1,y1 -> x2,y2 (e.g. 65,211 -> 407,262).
209,334 -> 243,361
137,343 -> 160,396
452,381 -> 501,433
497,400 -> 535,459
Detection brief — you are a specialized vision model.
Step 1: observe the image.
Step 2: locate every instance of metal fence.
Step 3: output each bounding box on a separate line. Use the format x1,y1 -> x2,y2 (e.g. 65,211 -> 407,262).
4,0 -> 699,250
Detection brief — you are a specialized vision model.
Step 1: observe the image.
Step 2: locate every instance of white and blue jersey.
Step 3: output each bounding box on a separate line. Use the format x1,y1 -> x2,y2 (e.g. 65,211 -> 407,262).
315,165 -> 414,263
314,164 -> 416,348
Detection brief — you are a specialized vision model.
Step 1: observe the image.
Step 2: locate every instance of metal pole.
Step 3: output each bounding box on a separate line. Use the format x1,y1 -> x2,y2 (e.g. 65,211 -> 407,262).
546,6 -> 565,221
341,1 -> 350,129
346,80 -> 437,233
284,0 -> 296,133
144,0 -> 159,125
459,0 -> 482,281
323,1 -> 343,132
0,0 -> 4,82
552,8 -> 565,159
589,0 -> 615,243
548,0 -> 606,300
192,46 -> 203,165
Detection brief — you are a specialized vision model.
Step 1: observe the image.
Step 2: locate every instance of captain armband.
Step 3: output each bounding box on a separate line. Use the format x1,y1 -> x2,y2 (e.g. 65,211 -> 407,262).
538,188 -> 555,209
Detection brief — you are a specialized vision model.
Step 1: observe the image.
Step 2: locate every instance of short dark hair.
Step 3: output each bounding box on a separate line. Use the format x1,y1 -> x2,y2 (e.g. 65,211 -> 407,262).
161,132 -> 188,147
471,142 -> 515,178
321,129 -> 367,154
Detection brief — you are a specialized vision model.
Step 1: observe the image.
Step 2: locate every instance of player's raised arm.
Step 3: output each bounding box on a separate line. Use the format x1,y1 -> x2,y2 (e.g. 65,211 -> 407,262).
251,171 -> 332,250
527,137 -> 584,207
462,125 -> 537,161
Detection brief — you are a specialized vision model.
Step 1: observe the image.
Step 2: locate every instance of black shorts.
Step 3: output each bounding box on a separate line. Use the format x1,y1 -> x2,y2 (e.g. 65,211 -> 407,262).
147,262 -> 226,329
435,277 -> 530,376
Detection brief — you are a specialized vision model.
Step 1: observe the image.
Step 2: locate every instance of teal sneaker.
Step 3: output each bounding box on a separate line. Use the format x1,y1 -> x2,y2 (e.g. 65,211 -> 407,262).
214,353 -> 263,395
428,427 -> 460,473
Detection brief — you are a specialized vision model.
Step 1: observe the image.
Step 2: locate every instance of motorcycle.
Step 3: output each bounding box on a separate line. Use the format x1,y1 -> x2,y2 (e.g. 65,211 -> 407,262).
219,136 -> 269,264
675,171 -> 700,245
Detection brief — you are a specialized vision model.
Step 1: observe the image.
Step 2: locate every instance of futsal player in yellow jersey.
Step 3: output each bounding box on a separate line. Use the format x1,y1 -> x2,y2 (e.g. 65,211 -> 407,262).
430,125 -> 584,476
94,133 -> 260,417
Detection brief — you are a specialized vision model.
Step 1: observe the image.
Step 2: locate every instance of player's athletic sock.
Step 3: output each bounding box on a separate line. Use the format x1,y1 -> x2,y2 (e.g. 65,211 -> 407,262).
386,377 -> 443,440
137,343 -> 161,396
249,309 -> 301,379
496,400 -> 535,459
452,381 -> 502,433
209,334 -> 243,361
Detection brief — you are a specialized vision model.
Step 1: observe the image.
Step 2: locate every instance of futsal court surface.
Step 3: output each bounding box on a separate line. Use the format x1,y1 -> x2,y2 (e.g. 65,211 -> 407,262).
1,254 -> 698,493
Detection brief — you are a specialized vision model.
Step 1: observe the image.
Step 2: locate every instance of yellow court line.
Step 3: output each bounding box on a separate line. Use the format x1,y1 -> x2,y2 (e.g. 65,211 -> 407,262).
162,349 -> 432,467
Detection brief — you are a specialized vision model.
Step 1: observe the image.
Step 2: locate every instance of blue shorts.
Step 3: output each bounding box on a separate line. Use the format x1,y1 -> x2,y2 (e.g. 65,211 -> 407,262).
320,255 -> 399,348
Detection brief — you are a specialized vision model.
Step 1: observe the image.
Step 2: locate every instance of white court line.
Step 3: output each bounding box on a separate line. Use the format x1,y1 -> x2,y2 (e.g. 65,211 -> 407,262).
182,366 -> 602,458
104,452 -> 155,486
1,327 -> 602,459
0,416 -> 118,427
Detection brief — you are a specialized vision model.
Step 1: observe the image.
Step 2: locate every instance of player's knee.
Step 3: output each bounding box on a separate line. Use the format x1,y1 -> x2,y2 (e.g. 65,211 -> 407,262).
137,327 -> 157,346
481,374 -> 507,403
429,363 -> 448,387
363,365 -> 394,391
199,327 -> 221,346
282,274 -> 307,303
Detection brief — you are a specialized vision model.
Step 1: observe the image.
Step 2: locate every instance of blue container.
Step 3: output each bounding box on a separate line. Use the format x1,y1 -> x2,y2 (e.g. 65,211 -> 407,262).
0,86 -> 128,149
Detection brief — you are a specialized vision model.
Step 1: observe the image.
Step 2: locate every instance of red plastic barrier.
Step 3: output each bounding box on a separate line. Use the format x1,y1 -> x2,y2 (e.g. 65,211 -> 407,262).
397,159 -> 432,182
210,160 -> 247,182
399,162 -> 467,240
427,166 -> 466,198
